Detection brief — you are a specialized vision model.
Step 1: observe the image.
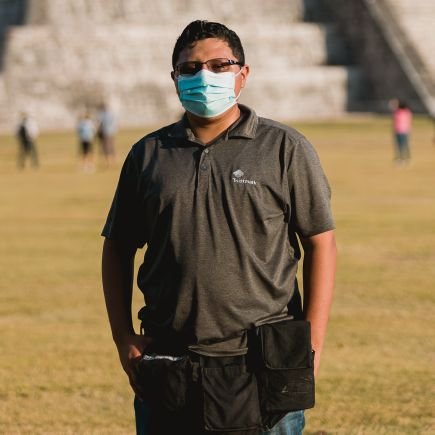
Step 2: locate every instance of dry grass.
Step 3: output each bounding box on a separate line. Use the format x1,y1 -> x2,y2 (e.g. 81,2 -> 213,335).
0,115 -> 434,434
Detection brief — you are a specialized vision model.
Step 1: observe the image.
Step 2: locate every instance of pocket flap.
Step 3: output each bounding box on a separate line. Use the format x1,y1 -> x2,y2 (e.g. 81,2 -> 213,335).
259,320 -> 313,369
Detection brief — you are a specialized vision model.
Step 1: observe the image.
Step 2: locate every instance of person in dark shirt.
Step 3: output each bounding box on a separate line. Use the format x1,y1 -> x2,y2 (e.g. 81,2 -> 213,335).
101,20 -> 336,435
16,112 -> 39,169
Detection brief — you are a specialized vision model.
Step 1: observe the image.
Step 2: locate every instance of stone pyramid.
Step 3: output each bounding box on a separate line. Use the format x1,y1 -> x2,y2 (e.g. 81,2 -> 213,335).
0,0 -> 365,131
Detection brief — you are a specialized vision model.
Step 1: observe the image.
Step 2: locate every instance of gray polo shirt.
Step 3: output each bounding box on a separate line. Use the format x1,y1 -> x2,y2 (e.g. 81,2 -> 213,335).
102,104 -> 334,356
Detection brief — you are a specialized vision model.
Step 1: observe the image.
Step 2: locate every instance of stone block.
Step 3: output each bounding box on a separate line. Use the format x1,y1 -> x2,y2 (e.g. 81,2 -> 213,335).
241,66 -> 365,120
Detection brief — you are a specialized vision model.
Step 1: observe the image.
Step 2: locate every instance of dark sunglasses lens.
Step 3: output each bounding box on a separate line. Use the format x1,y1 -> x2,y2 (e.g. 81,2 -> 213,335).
208,58 -> 231,72
178,62 -> 201,76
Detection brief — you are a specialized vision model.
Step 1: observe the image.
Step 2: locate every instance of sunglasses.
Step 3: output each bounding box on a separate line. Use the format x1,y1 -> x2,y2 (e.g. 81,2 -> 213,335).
174,58 -> 243,76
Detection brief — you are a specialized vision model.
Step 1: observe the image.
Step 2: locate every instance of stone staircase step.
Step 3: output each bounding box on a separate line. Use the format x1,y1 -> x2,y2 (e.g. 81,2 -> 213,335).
28,0 -> 305,26
241,24 -> 351,68
385,0 -> 435,15
241,66 -> 365,120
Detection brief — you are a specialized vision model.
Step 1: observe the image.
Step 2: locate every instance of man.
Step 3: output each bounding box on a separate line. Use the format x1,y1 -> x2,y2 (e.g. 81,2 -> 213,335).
76,110 -> 96,173
102,20 -> 336,435
16,112 -> 39,169
97,102 -> 117,166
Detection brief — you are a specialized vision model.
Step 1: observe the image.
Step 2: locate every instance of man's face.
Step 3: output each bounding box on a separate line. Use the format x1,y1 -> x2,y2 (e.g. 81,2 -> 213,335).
171,37 -> 249,97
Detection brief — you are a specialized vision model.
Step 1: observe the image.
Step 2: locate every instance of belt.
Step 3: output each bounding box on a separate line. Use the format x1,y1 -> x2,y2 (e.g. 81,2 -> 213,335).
188,351 -> 247,368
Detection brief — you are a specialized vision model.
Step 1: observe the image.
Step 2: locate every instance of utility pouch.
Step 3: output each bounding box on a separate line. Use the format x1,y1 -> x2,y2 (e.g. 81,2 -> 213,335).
135,354 -> 189,413
201,362 -> 262,431
255,319 -> 315,429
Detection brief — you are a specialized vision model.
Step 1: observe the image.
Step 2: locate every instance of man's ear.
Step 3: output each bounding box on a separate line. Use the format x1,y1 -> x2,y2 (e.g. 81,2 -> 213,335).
240,65 -> 250,88
171,71 -> 180,95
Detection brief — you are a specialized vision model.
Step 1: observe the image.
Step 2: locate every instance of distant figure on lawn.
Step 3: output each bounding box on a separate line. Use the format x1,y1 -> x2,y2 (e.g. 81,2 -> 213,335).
97,103 -> 117,166
16,112 -> 39,170
77,110 -> 96,173
390,98 -> 412,165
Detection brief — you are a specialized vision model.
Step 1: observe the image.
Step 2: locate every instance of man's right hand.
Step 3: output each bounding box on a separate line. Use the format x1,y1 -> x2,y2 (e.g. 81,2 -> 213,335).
115,334 -> 154,401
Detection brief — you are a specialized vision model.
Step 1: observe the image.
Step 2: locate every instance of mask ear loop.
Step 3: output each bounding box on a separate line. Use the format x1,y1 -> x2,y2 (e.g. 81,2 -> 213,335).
234,68 -> 244,101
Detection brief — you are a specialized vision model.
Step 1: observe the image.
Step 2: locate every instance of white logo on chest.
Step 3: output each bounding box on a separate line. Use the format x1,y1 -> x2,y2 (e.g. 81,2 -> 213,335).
232,169 -> 257,185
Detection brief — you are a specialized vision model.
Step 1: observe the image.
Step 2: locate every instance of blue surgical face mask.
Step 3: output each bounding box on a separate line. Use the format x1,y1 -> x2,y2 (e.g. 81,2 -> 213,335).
176,69 -> 242,118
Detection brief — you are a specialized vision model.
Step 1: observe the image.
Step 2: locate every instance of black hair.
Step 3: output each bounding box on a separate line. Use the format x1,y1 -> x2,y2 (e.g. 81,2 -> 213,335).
398,99 -> 408,109
172,20 -> 245,69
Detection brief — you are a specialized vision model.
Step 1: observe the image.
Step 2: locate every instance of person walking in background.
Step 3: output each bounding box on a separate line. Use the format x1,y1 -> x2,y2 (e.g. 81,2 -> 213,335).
101,20 -> 336,435
390,98 -> 412,165
77,110 -> 96,173
16,112 -> 39,170
97,102 -> 117,166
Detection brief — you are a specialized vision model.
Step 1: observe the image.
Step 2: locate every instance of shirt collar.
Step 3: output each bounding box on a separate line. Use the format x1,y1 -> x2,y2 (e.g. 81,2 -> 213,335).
167,104 -> 258,141
227,104 -> 258,139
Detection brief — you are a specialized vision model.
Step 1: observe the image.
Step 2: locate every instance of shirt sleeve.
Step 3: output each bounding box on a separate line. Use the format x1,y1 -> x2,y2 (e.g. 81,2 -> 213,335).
287,137 -> 335,238
101,149 -> 147,248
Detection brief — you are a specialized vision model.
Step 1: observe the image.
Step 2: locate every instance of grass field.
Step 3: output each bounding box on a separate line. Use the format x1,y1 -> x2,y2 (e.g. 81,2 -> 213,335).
0,116 -> 434,434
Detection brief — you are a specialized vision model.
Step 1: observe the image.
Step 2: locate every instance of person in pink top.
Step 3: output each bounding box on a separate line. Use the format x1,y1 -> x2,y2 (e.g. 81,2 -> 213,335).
390,98 -> 412,164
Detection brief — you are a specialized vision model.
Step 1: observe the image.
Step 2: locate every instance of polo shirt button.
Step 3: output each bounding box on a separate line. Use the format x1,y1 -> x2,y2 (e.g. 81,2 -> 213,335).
204,149 -> 209,154
200,164 -> 208,171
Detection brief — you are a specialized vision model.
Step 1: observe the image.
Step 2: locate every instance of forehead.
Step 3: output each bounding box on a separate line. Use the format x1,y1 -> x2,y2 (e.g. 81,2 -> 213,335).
177,38 -> 235,64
